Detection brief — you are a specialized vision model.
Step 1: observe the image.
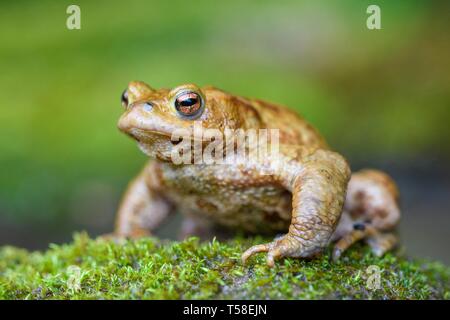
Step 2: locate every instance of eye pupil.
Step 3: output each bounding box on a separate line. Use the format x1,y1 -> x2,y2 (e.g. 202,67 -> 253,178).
180,98 -> 198,107
175,92 -> 203,118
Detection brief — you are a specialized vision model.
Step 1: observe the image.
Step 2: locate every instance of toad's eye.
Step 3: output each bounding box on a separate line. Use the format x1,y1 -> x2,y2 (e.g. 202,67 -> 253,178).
121,89 -> 129,108
174,92 -> 203,118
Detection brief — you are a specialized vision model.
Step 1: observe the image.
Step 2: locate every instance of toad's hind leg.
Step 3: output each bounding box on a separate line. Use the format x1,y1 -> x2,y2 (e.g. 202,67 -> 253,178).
332,169 -> 401,260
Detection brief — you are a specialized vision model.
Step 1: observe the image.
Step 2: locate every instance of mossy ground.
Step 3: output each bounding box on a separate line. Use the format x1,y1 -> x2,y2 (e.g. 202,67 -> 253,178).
0,233 -> 449,300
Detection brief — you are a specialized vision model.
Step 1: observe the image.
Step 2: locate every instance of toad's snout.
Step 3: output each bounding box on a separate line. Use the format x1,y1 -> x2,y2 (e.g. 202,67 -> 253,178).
117,102 -> 173,141
117,112 -> 136,138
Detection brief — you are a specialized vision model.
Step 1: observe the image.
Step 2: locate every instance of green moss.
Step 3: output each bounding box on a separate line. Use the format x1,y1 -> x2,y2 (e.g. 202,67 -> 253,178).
0,233 -> 448,299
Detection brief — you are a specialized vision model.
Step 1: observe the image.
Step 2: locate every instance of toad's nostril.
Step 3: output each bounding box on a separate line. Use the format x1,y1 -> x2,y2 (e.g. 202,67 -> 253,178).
121,89 -> 129,108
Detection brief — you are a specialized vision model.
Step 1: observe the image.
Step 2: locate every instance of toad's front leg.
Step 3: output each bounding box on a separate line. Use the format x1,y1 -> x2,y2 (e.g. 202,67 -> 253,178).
242,149 -> 351,267
113,162 -> 174,239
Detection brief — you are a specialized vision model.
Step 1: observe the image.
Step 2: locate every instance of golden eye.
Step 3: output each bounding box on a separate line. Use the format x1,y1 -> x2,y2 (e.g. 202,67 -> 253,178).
174,92 -> 203,118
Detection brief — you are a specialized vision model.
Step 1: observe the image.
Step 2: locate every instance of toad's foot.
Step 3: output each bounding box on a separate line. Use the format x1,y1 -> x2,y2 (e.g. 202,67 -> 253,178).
242,234 -> 304,267
332,223 -> 398,261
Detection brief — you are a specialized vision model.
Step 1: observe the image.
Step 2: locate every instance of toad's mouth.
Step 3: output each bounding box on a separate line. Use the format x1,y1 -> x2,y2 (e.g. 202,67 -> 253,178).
125,127 -> 209,145
135,135 -> 210,162
125,128 -> 196,161
125,127 -> 172,142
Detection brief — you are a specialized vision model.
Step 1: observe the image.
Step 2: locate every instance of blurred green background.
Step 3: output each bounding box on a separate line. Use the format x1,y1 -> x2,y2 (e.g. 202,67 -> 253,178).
1,1 -> 449,263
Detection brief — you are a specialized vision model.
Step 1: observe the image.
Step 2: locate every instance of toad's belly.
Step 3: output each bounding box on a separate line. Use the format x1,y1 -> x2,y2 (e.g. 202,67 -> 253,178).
164,185 -> 293,234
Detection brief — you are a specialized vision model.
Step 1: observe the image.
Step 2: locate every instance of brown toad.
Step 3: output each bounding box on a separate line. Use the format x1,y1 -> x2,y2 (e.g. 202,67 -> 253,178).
113,81 -> 401,266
